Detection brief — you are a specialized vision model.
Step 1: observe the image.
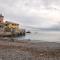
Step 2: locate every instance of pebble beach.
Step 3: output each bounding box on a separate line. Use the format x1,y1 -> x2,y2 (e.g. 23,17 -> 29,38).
0,38 -> 60,60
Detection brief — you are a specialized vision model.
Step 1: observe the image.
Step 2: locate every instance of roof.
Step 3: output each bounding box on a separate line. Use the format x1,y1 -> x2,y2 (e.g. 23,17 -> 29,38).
5,21 -> 19,25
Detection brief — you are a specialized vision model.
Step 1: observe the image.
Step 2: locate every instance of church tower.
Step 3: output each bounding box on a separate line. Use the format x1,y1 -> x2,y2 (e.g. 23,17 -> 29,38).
0,14 -> 4,23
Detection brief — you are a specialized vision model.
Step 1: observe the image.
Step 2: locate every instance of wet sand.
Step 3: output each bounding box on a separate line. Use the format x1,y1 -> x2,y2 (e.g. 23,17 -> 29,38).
0,38 -> 60,60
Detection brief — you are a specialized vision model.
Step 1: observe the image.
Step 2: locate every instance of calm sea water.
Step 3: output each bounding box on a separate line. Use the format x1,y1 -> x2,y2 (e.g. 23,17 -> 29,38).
17,29 -> 60,42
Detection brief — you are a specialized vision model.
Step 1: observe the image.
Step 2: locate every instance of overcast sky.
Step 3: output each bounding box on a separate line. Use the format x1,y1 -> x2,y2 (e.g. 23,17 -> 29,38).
0,0 -> 60,28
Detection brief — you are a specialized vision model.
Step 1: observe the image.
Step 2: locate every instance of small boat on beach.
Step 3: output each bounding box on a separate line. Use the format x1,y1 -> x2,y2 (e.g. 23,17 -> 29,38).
26,30 -> 31,33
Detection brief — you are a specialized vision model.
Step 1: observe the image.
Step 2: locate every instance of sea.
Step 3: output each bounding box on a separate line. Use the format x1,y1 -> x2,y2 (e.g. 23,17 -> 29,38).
17,28 -> 60,43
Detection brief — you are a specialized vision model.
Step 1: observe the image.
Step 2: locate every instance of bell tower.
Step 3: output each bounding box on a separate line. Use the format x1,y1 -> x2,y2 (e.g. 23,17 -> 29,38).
0,14 -> 4,23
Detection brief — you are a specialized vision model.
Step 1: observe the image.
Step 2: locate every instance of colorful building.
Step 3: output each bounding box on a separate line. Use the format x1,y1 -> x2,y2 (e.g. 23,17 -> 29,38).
0,14 -> 5,33
5,21 -> 20,33
0,14 -> 25,36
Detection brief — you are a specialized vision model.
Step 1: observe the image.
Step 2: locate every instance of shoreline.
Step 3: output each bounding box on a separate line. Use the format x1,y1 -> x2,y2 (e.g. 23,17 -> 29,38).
0,38 -> 60,60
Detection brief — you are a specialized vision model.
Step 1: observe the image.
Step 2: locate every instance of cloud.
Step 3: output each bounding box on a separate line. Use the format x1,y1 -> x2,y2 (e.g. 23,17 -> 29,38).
0,0 -> 60,28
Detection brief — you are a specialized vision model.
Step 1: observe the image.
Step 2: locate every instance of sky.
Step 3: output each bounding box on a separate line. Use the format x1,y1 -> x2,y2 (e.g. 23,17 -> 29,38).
0,0 -> 60,28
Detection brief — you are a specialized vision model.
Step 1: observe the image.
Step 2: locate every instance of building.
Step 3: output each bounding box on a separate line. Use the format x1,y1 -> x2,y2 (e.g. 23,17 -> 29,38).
0,14 -> 20,33
0,14 -> 25,36
5,21 -> 20,33
0,14 -> 4,33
